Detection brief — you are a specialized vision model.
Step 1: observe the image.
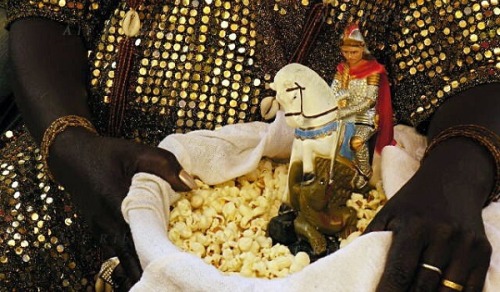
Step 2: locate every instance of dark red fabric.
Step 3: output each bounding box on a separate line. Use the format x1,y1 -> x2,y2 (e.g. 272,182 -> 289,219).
337,60 -> 396,153
375,72 -> 396,153
290,3 -> 329,63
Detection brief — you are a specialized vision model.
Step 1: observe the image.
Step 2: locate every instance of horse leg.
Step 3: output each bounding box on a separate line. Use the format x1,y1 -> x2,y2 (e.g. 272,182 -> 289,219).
288,161 -> 303,211
284,140 -> 303,203
301,140 -> 316,183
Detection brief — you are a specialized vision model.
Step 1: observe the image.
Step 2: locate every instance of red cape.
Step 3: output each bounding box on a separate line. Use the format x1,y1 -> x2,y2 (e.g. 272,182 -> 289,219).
337,60 -> 396,153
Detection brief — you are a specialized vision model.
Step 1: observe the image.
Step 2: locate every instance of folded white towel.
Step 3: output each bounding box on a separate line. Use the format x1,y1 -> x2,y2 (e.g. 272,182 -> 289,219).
122,115 -> 500,291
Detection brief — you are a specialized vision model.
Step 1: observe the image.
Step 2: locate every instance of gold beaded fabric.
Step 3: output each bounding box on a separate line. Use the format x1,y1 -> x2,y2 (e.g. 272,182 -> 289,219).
2,0 -> 500,290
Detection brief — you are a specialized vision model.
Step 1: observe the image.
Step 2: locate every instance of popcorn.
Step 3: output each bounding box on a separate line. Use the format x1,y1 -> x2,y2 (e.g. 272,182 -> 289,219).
238,237 -> 253,252
290,251 -> 311,273
190,194 -> 204,209
339,231 -> 362,249
339,188 -> 387,246
168,159 -> 386,278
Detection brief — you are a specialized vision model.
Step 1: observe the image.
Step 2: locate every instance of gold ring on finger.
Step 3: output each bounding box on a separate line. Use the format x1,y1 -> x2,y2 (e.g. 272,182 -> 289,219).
441,279 -> 464,291
95,257 -> 120,292
421,263 -> 443,275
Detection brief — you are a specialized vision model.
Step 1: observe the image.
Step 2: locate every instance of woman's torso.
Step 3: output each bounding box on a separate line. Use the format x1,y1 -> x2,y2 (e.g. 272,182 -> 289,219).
64,0 -> 500,143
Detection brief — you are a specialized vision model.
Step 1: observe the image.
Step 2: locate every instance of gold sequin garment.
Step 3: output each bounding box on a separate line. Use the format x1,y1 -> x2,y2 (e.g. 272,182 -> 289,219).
88,0 -> 283,144
2,0 -> 500,290
6,0 -> 500,137
385,0 -> 500,126
0,129 -> 100,290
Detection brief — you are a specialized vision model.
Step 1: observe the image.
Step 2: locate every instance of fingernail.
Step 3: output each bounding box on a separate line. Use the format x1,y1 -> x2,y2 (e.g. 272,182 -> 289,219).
178,169 -> 198,190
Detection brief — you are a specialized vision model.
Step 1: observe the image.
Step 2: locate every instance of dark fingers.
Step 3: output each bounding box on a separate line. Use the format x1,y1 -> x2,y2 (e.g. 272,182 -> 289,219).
112,263 -> 135,292
363,208 -> 390,234
440,234 -> 491,292
464,249 -> 490,292
410,224 -> 455,292
96,217 -> 142,290
376,220 -> 426,292
135,146 -> 196,191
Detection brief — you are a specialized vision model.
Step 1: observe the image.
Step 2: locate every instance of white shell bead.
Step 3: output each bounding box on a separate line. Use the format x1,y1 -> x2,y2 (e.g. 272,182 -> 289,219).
122,9 -> 141,37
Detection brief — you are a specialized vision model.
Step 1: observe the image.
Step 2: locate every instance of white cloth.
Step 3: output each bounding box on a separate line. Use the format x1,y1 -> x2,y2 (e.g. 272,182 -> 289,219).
157,111 -> 294,186
122,116 -> 500,291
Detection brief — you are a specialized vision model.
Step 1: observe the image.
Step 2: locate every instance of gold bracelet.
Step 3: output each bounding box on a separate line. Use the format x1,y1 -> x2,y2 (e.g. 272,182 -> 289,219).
424,124 -> 500,206
41,115 -> 98,182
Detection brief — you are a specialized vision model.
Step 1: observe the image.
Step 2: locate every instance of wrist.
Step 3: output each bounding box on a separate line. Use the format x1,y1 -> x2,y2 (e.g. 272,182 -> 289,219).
51,126 -> 98,154
41,115 -> 98,181
420,137 -> 494,211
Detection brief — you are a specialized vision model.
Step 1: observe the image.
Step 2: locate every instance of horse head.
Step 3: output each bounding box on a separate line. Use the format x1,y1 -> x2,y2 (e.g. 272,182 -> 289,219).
271,63 -> 340,129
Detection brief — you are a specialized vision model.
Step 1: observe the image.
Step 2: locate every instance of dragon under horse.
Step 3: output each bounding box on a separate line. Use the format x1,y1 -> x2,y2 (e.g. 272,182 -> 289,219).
270,63 -> 359,256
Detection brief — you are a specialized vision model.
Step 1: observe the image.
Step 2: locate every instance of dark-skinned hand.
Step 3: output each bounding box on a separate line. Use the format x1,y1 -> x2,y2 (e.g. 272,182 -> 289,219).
365,140 -> 493,292
364,83 -> 498,292
8,17 -> 199,290
48,128 -> 194,291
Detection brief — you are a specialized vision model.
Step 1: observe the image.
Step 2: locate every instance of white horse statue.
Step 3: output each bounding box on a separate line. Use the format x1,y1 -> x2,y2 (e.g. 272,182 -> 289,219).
269,64 -> 358,255
270,63 -> 346,181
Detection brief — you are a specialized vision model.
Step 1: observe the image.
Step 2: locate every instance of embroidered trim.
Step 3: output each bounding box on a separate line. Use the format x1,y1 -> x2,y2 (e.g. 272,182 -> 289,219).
294,120 -> 339,140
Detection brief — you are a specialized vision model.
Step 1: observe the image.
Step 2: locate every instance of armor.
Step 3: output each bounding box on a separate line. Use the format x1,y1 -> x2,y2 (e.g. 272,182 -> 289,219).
331,69 -> 379,187
329,23 -> 385,188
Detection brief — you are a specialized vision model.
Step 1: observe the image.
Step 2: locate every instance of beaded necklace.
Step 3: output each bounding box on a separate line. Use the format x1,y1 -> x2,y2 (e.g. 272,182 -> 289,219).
108,0 -> 143,136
